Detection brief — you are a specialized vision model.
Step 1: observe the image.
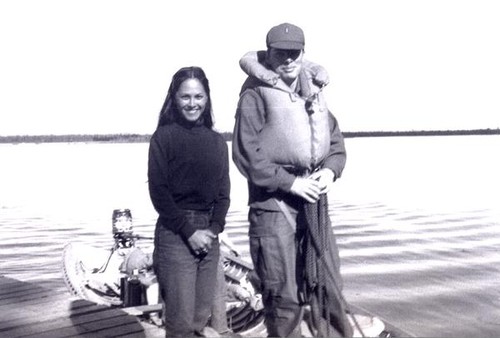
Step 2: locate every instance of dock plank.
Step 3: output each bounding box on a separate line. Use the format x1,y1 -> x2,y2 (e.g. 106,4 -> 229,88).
0,275 -> 162,337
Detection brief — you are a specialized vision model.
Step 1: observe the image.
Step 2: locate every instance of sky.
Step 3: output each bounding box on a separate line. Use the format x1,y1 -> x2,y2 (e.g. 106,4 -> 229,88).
1,0 -> 499,136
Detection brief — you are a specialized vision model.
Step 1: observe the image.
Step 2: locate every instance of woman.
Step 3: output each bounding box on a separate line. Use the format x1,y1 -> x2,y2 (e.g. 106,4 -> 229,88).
148,66 -> 230,337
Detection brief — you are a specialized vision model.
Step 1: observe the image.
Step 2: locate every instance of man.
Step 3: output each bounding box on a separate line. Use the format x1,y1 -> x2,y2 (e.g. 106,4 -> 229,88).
232,23 -> 352,337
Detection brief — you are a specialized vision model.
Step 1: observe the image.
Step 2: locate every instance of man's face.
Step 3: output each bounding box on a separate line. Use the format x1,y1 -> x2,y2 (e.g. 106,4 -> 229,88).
267,48 -> 304,85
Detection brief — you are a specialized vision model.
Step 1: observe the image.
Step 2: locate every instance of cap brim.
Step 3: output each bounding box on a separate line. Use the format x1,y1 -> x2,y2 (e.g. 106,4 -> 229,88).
268,41 -> 304,50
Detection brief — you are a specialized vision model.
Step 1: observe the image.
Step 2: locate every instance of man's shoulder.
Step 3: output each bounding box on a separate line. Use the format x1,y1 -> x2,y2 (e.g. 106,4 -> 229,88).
239,76 -> 271,96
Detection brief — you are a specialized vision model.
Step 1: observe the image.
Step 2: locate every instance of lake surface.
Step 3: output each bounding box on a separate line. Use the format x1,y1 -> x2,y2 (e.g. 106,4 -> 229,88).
1,136 -> 499,337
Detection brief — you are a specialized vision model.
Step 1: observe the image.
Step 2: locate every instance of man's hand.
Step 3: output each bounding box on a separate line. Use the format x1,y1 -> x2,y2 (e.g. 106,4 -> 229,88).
290,177 -> 322,203
308,168 -> 335,194
188,229 -> 216,256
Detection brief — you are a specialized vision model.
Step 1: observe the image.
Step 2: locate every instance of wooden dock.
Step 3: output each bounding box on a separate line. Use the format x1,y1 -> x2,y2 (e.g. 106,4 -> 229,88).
0,275 -> 164,338
0,275 -> 413,338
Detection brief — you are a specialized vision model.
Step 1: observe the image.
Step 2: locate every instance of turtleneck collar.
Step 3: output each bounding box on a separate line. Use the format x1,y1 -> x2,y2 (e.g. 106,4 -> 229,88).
175,116 -> 206,131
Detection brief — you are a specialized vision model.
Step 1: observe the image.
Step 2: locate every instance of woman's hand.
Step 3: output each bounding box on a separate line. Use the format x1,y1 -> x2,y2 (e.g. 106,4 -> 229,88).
188,229 -> 216,256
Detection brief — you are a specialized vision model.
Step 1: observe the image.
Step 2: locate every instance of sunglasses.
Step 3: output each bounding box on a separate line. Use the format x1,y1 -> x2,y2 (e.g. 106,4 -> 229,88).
269,49 -> 302,62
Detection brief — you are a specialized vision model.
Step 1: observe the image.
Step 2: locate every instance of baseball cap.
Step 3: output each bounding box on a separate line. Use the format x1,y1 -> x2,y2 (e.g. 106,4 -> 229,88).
266,22 -> 305,50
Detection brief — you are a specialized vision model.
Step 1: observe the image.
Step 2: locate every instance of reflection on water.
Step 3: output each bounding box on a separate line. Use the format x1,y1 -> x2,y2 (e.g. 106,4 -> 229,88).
1,136 -> 500,337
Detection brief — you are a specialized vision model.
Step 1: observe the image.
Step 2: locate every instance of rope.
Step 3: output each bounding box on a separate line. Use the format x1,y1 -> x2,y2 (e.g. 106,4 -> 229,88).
304,194 -> 365,338
274,196 -> 365,337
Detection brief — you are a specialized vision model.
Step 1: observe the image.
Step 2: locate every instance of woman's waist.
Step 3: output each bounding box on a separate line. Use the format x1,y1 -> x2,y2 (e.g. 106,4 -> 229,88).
182,208 -> 213,222
157,208 -> 213,233
157,206 -> 213,223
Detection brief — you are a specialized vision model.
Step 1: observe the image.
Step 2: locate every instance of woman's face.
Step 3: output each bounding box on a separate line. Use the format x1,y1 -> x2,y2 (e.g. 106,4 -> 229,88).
175,78 -> 208,123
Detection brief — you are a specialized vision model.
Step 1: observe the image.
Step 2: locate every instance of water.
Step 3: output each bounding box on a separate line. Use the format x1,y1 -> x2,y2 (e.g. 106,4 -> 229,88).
1,136 -> 499,337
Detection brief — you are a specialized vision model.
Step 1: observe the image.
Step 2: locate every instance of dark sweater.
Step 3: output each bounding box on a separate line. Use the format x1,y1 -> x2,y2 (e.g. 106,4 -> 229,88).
148,122 -> 230,239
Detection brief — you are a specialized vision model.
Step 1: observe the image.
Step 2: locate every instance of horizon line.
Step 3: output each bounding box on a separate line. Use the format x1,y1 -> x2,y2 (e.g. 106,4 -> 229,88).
1,127 -> 500,137
1,128 -> 500,144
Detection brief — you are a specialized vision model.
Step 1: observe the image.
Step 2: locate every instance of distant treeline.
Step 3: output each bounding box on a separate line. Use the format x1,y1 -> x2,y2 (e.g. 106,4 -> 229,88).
0,134 -> 151,144
342,128 -> 500,138
1,129 -> 499,144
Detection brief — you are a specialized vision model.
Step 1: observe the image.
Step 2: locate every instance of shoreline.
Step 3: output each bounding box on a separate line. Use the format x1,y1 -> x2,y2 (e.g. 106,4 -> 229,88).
1,128 -> 500,144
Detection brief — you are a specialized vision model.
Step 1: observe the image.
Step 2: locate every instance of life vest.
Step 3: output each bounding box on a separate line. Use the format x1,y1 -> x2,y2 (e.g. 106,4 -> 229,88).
255,80 -> 331,170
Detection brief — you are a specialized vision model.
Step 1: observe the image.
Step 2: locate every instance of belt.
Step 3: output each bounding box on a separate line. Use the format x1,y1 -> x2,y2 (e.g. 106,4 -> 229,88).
183,209 -> 213,217
283,165 -> 313,177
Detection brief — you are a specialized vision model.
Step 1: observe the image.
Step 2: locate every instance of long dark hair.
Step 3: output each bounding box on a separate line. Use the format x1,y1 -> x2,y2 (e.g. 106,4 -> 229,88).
157,66 -> 214,129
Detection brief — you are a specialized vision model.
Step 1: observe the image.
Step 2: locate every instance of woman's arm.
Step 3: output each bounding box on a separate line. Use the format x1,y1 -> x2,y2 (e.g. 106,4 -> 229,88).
208,138 -> 231,235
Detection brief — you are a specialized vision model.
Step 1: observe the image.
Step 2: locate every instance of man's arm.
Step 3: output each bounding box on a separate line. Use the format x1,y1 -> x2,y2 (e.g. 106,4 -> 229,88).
322,112 -> 347,180
239,50 -> 279,86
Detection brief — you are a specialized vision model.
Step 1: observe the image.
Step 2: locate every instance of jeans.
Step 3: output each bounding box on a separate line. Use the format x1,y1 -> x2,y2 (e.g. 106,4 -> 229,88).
154,210 -> 220,338
248,208 -> 306,337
